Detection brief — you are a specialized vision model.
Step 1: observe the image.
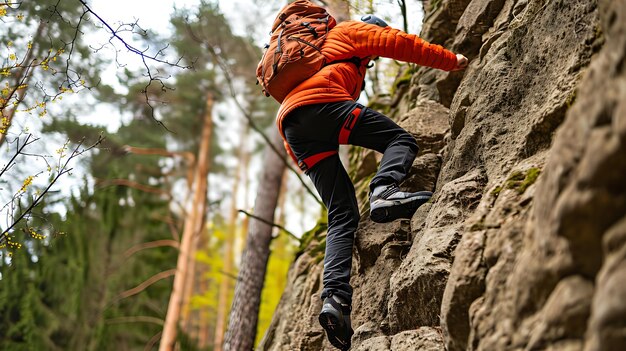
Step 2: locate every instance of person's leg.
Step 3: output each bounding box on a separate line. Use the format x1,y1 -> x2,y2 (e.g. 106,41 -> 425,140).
347,107 -> 432,223
282,103 -> 358,350
347,107 -> 419,190
306,155 -> 359,304
282,102 -> 360,303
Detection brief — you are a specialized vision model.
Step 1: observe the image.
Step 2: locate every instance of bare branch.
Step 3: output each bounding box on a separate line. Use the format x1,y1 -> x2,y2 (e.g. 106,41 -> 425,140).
167,216 -> 181,242
238,209 -> 298,241
74,0 -> 193,129
123,145 -> 195,163
219,270 -> 242,282
123,145 -> 196,187
144,331 -> 162,351
0,134 -> 39,179
123,239 -> 179,259
61,6 -> 88,89
114,269 -> 177,303
76,0 -> 190,70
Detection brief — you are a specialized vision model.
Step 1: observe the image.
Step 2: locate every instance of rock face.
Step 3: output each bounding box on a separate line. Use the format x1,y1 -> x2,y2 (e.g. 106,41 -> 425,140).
258,0 -> 626,350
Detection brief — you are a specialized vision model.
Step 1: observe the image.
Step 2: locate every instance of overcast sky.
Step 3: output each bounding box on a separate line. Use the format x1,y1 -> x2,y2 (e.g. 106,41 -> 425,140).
90,0 -> 423,47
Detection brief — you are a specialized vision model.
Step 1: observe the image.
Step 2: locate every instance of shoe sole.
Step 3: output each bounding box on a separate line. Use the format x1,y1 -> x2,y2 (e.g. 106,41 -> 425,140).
370,195 -> 431,223
319,310 -> 350,350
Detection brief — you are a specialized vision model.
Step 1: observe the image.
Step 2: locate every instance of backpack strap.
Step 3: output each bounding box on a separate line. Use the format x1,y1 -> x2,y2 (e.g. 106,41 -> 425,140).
300,22 -> 319,38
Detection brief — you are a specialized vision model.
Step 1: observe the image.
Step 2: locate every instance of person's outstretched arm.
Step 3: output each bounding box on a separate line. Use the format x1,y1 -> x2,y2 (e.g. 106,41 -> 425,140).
330,21 -> 467,71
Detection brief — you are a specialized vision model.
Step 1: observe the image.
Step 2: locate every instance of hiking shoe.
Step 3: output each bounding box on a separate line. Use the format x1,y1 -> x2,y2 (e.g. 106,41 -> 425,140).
319,295 -> 353,351
369,184 -> 432,223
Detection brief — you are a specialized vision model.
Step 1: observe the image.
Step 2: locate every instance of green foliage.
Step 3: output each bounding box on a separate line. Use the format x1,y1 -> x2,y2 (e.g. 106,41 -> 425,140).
0,245 -> 61,351
389,65 -> 417,96
494,167 -> 542,197
565,89 -> 578,109
1,109 -> 179,350
491,185 -> 502,197
193,223 -> 228,322
430,0 -> 443,13
297,213 -> 328,257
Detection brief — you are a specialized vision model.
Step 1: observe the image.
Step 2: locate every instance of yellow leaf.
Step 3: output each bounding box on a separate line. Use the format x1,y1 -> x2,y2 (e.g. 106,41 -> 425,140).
20,176 -> 34,192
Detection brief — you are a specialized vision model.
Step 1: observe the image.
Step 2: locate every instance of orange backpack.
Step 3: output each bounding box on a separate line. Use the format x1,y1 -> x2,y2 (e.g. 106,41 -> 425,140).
256,0 -> 336,103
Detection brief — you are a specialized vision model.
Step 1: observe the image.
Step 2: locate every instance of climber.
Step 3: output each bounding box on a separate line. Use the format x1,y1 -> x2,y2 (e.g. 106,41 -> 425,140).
275,10 -> 468,351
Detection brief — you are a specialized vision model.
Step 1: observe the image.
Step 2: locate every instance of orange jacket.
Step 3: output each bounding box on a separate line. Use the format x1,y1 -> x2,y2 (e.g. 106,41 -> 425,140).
276,20 -> 458,164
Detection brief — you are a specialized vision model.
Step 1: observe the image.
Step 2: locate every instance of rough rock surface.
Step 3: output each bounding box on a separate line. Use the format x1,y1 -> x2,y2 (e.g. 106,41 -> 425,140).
258,0 -> 626,350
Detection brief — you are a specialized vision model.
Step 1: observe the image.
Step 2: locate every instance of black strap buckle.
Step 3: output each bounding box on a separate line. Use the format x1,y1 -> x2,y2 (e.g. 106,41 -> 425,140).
297,160 -> 308,172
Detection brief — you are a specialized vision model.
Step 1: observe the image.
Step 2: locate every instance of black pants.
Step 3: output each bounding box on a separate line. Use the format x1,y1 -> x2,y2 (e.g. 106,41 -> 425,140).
282,101 -> 418,305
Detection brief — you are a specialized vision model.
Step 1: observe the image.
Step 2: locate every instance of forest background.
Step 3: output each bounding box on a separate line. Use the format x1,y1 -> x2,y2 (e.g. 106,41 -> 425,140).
0,0 -> 421,350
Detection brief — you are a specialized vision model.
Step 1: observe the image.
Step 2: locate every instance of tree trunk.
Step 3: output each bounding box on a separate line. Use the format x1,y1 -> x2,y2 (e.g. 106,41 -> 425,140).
223,128 -> 286,351
160,93 -> 214,351
241,122 -> 252,238
213,122 -> 246,350
181,94 -> 214,336
277,171 -> 288,231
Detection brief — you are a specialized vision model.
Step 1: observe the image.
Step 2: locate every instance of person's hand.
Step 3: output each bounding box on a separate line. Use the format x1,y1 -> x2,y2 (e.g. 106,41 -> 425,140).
452,54 -> 469,71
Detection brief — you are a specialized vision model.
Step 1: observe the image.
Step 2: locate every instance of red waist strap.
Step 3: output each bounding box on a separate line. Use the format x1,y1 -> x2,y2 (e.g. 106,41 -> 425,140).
338,107 -> 362,144
298,150 -> 338,172
295,106 -> 363,172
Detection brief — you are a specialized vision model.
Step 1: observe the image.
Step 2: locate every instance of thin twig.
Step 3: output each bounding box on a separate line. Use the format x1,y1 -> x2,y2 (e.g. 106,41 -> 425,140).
76,0 -> 189,69
219,270 -> 241,281
114,269 -> 177,303
0,134 -> 38,179
144,331 -> 163,351
108,237 -> 180,277
0,135 -> 104,246
77,0 -> 190,129
238,209 -> 298,241
123,239 -> 179,259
